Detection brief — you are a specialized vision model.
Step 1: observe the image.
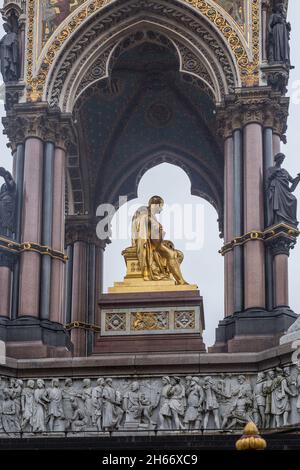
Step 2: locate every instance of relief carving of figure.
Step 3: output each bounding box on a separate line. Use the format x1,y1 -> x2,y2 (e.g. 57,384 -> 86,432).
184,377 -> 204,430
70,397 -> 88,433
32,379 -> 49,433
0,168 -> 16,237
123,381 -> 143,428
92,378 -> 105,432
62,379 -> 77,430
266,154 -> 300,227
168,377 -> 186,430
253,372 -> 267,429
131,196 -> 188,285
266,367 -> 296,428
80,379 -> 94,427
21,380 -> 35,432
102,378 -> 123,431
47,379 -> 64,432
158,376 -> 173,430
1,388 -> 21,434
203,376 -> 222,430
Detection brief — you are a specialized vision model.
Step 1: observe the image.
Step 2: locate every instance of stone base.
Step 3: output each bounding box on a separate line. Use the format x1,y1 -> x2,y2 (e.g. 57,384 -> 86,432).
0,316 -> 73,359
95,291 -> 205,354
210,308 -> 298,353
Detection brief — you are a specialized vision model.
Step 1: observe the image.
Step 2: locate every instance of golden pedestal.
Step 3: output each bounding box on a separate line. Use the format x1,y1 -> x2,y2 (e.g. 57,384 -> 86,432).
108,246 -> 198,293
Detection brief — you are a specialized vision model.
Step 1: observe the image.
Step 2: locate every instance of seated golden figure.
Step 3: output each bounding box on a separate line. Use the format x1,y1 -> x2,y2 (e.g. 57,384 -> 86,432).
131,196 -> 187,285
109,196 -> 197,293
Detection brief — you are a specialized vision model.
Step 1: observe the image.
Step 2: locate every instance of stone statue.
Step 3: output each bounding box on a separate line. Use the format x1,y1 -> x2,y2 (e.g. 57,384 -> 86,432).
184,377 -> 204,430
47,379 -> 64,432
266,153 -> 300,227
131,196 -> 187,285
268,3 -> 291,65
0,22 -> 19,82
0,168 -> 16,237
21,380 -> 35,432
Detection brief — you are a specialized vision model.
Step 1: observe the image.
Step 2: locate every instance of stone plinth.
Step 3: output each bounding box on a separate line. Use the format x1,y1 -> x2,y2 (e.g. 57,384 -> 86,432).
95,290 -> 205,354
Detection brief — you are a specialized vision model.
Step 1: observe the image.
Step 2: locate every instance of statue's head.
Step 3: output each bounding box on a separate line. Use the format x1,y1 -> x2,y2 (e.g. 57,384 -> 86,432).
148,195 -> 164,214
276,3 -> 285,13
274,152 -> 285,165
3,23 -> 12,33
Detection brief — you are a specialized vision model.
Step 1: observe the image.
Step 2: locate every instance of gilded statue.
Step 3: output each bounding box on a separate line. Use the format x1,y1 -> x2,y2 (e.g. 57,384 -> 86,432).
131,196 -> 187,285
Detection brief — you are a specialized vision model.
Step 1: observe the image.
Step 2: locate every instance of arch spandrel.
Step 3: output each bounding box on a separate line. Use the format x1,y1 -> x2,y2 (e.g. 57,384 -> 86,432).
26,0 -> 260,103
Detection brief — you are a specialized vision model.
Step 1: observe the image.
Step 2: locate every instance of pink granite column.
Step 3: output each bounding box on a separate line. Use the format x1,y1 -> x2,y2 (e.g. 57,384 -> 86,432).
273,133 -> 281,156
70,241 -> 87,356
19,138 -> 43,317
0,268 -> 11,316
224,136 -> 234,316
244,123 -> 266,310
50,146 -> 66,325
274,254 -> 289,308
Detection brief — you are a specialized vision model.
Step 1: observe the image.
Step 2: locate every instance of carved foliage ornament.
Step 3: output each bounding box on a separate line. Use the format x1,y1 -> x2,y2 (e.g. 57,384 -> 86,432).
25,0 -> 260,102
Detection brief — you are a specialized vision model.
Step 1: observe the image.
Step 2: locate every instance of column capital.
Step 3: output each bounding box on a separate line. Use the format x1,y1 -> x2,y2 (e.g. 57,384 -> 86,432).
65,216 -> 111,250
216,88 -> 289,141
2,103 -> 76,151
266,233 -> 297,257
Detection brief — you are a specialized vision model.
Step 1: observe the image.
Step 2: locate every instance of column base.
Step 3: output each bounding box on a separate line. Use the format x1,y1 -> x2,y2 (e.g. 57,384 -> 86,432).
209,308 -> 298,353
0,316 -> 73,358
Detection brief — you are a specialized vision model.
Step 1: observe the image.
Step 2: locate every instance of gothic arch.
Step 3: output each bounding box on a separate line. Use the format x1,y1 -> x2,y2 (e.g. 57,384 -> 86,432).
41,0 -> 243,110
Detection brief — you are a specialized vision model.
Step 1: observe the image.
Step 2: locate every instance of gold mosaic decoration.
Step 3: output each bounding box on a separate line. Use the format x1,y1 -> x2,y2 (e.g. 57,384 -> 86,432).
26,0 -> 260,102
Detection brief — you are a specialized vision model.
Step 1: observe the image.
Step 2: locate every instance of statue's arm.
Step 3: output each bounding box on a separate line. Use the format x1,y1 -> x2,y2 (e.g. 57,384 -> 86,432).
268,14 -> 275,34
1,169 -> 16,192
290,174 -> 300,192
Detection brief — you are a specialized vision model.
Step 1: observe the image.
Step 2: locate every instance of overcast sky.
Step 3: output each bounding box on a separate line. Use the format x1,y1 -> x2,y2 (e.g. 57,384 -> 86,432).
0,1 -> 299,347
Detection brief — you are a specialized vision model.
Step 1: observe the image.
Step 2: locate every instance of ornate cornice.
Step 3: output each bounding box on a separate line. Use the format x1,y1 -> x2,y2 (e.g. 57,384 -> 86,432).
2,103 -> 76,151
217,87 -> 290,140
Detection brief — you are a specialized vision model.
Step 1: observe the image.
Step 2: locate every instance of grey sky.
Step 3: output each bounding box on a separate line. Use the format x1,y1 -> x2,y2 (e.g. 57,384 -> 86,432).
0,1 -> 299,348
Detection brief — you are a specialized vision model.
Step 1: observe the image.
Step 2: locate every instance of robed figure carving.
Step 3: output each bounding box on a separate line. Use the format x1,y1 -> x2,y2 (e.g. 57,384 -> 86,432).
131,196 -> 187,285
266,153 -> 300,228
268,3 -> 291,65
0,167 -> 16,236
0,22 -> 19,83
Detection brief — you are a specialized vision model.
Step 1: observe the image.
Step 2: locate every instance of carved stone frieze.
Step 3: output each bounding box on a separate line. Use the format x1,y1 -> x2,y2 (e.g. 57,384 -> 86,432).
1,365 -> 300,436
